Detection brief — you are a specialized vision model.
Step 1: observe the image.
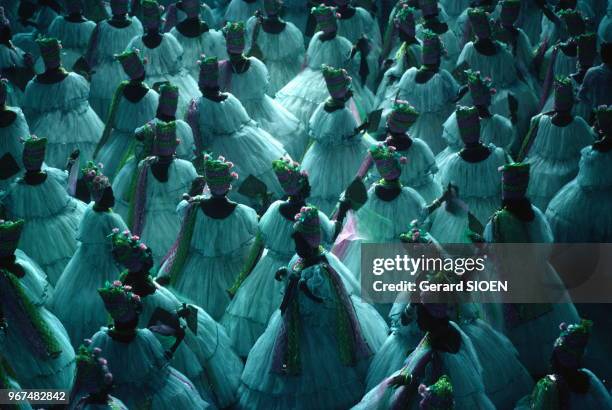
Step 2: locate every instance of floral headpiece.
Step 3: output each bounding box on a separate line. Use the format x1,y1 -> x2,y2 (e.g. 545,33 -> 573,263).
204,154 -> 239,196
387,100 -> 419,134
418,375 -> 454,409
467,7 -> 491,39
75,341 -> 114,394
370,143 -> 406,181
293,206 -> 321,248
272,157 -> 308,196
553,319 -> 593,368
322,64 -> 352,100
465,69 -> 495,107
223,21 -> 246,54
109,228 -> 152,272
81,161 -> 111,203
97,280 -> 142,323
115,49 -> 146,81
394,6 -> 416,37
312,5 -> 338,34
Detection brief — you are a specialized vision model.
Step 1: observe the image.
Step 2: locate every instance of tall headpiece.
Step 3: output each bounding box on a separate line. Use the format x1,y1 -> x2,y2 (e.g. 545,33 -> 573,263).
22,135 -> 46,172
553,319 -> 593,368
36,37 -> 62,70
223,21 -> 246,55
272,157 -> 309,196
198,56 -> 219,89
500,162 -> 529,201
81,161 -> 111,203
312,5 -> 338,34
421,29 -> 442,65
322,64 -> 351,100
370,144 -> 406,181
153,121 -> 180,157
418,375 -> 455,410
0,219 -> 24,258
204,154 -> 238,196
466,69 -> 495,107
115,49 -> 146,81
97,281 -> 142,323
293,206 -> 321,248
110,228 -> 153,272
455,106 -> 481,145
74,342 -> 114,395
157,83 -> 179,117
387,100 -> 419,134
394,6 -> 416,37
468,7 -> 491,39
553,76 -> 574,112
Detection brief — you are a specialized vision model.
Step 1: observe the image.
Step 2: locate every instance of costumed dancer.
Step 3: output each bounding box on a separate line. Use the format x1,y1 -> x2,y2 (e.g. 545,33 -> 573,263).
416,0 -> 460,72
492,0 -> 536,94
126,0 -> 199,118
68,343 -> 128,410
483,162 -> 580,376
85,0 -> 144,120
186,55 -> 286,205
22,37 -> 103,168
236,206 -> 387,409
122,121 -> 197,266
438,69 -> 514,169
222,157 -> 335,357
353,291 -> 495,409
515,320 -> 612,410
546,105 -> 612,242
2,136 -> 85,285
170,0 -> 227,79
518,76 -> 595,211
0,219 -> 76,391
393,29 -> 459,155
46,0 -> 96,72
110,230 -> 244,408
147,82 -> 195,160
375,5 -> 422,111
301,64 -> 376,215
158,154 -> 258,320
90,281 -> 211,409
336,144 -> 428,282
94,49 -> 159,179
363,101 -> 441,203
599,0 -> 612,43
111,123 -> 156,221
434,105 -> 506,227
333,0 -> 382,89
50,162 -> 128,347
220,21 -> 309,159
456,7 -> 538,140
0,6 -> 35,107
0,78 -> 30,191
245,0 -> 305,96
275,5 -> 372,126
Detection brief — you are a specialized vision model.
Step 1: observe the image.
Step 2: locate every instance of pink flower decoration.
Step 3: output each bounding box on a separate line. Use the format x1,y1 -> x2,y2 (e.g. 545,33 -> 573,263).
112,280 -> 122,287
93,347 -> 102,354
139,243 -> 147,250
98,358 -> 108,365
131,235 -> 140,241
112,228 -> 119,233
